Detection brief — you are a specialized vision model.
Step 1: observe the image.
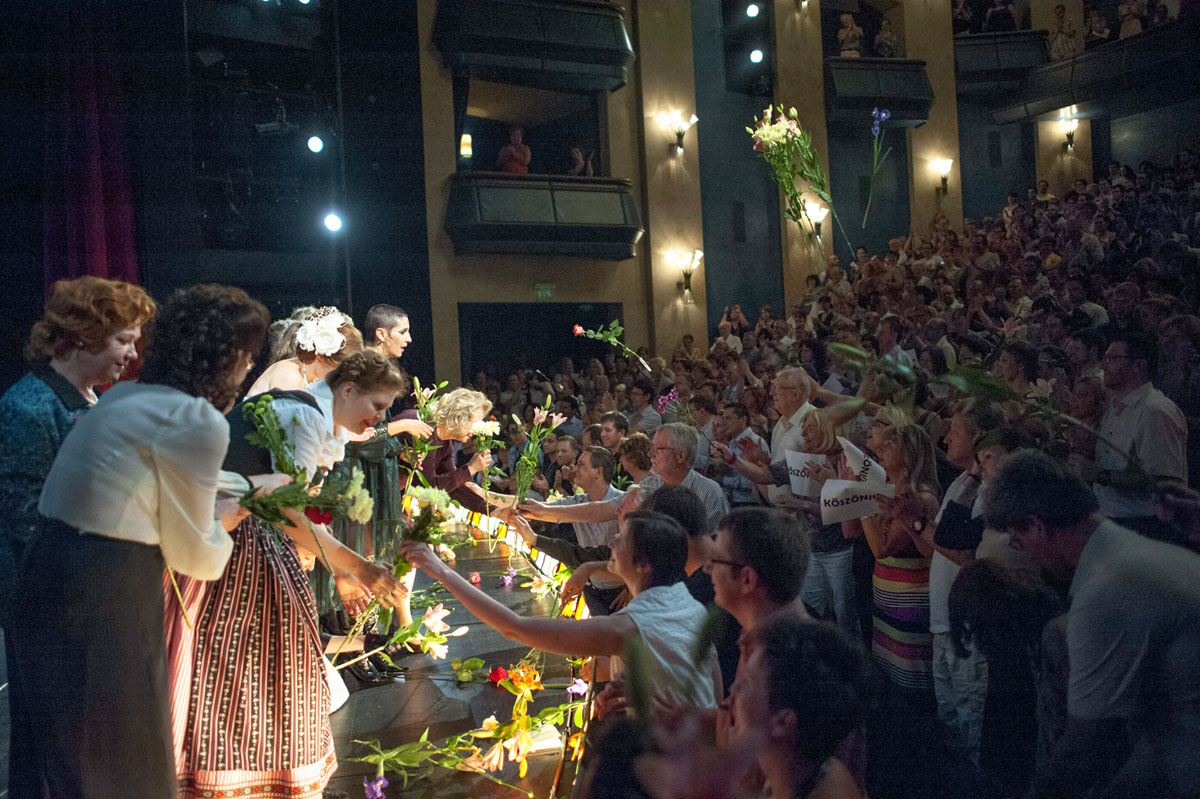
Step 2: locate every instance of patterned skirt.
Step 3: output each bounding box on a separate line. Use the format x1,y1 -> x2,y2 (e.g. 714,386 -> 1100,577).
871,554 -> 934,692
165,517 -> 336,798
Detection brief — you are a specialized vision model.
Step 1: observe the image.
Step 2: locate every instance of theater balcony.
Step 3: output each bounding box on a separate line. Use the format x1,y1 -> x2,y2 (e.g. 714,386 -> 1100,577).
444,172 -> 643,261
433,0 -> 635,93
825,57 -> 934,128
991,15 -> 1200,123
954,30 -> 1049,96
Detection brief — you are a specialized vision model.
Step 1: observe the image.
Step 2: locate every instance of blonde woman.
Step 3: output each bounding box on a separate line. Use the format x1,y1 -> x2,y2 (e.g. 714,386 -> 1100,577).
714,408 -> 859,634
247,306 -> 362,394
416,387 -> 494,513
842,423 -> 941,699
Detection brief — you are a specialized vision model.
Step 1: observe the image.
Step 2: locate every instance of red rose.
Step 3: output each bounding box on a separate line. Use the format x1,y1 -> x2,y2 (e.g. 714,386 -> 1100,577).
304,506 -> 333,525
489,666 -> 507,684
573,324 -> 585,336
469,572 -> 481,586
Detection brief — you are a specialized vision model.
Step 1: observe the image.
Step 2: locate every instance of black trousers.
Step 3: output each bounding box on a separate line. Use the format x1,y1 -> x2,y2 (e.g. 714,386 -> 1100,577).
8,519 -> 177,798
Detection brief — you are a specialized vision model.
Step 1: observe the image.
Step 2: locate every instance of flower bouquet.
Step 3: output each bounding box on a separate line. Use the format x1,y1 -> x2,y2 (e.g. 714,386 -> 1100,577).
512,398 -> 566,506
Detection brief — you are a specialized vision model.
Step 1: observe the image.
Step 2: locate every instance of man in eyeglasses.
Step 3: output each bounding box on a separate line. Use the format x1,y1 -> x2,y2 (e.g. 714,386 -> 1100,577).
1087,331 -> 1187,537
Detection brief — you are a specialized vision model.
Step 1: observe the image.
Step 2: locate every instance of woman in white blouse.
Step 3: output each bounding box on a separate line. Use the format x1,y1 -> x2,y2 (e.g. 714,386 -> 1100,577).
17,284 -> 273,798
173,349 -> 407,799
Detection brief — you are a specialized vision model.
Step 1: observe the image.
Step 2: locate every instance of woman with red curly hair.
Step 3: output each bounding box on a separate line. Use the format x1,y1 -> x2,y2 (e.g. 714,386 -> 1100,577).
0,276 -> 154,797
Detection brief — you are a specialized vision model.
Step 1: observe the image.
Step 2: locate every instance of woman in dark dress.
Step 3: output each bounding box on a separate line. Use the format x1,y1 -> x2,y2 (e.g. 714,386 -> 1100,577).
14,284 -> 265,798
0,276 -> 154,798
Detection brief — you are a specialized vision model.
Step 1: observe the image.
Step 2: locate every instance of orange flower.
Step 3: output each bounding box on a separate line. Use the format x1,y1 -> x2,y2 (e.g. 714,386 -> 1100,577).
508,663 -> 544,693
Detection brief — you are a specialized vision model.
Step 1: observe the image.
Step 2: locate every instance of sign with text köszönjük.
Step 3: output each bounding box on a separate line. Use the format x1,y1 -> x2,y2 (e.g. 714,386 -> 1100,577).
785,451 -> 826,497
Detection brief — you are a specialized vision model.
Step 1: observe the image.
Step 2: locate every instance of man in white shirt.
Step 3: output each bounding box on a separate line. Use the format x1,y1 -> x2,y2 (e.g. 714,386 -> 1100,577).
987,451 -> 1200,799
627,378 -> 662,435
1089,331 -> 1187,534
711,320 -> 743,354
766,367 -> 815,507
521,424 -> 729,535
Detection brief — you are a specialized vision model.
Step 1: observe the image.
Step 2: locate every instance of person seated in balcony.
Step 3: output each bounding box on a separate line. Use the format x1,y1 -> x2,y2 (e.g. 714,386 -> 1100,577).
497,124 -> 531,175
1084,8 -> 1112,48
874,17 -> 899,57
1048,4 -> 1080,60
984,0 -> 1017,32
567,146 -> 594,177
1119,0 -> 1145,39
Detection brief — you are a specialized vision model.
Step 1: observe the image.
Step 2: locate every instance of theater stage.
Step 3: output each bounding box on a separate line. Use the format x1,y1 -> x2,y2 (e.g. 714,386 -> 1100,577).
326,541 -> 581,798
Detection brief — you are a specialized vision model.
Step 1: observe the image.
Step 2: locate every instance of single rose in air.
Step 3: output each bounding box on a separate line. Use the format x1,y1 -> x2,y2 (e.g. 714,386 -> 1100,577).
573,324 -> 585,336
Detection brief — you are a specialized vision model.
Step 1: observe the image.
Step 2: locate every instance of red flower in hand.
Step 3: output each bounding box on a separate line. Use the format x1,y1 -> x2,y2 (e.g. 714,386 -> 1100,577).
573,324 -> 585,336
304,506 -> 333,525
489,666 -> 507,685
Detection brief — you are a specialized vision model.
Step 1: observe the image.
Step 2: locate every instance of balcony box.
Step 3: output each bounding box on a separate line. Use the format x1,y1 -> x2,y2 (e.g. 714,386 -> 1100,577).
434,0 -> 635,93
445,172 -> 643,260
954,30 -> 1048,95
825,57 -> 934,128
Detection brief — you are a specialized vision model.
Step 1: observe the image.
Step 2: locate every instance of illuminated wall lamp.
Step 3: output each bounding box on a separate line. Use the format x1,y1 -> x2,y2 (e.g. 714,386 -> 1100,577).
670,248 -> 703,304
932,158 -> 953,195
657,110 -> 699,155
1059,118 -> 1079,152
804,200 -> 829,239
459,132 -> 473,158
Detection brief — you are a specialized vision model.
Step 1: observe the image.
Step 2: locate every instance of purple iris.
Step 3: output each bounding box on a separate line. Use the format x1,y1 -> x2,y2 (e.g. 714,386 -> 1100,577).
364,775 -> 388,799
567,678 -> 588,696
502,568 -> 516,587
871,107 -> 891,137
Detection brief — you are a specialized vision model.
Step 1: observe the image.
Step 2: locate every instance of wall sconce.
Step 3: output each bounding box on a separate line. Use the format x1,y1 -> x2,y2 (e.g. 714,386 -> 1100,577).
804,200 -> 829,239
794,0 -> 809,10
657,110 -> 698,155
459,133 -> 473,159
1059,118 -> 1079,152
669,248 -> 703,304
932,158 -> 953,194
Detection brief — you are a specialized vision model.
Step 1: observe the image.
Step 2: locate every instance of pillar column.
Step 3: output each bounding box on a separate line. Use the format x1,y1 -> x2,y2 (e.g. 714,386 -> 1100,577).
774,0 -> 832,311
904,3 -> 963,234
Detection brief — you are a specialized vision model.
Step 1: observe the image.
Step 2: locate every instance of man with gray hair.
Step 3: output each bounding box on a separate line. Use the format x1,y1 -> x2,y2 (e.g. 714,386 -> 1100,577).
764,367 -> 815,507
519,423 -> 729,535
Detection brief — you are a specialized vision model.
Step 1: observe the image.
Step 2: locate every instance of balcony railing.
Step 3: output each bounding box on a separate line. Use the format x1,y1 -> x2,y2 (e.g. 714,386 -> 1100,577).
990,15 -> 1198,123
445,172 -> 643,260
434,0 -> 635,93
954,30 -> 1048,95
825,58 -> 934,127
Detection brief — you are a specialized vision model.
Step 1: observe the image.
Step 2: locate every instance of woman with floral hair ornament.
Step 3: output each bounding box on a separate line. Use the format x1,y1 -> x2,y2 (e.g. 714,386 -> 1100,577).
247,306 -> 363,395
170,349 -> 408,799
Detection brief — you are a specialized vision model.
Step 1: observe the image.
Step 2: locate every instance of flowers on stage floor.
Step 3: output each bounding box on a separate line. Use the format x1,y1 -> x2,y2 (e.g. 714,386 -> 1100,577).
469,571 -> 482,586
489,665 -> 508,684
501,568 -> 516,587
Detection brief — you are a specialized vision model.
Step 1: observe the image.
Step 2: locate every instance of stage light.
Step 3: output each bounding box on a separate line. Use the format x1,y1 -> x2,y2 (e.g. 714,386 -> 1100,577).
324,213 -> 343,232
307,136 -> 324,153
298,0 -> 311,4
746,4 -> 760,17
750,49 -> 764,63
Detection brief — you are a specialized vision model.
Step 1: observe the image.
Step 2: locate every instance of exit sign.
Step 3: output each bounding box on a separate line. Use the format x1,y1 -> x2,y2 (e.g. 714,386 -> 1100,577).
534,283 -> 555,300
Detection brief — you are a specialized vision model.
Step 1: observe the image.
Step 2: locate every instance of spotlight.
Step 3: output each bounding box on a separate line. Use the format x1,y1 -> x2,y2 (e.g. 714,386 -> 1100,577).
750,49 -> 764,63
299,0 -> 311,3
307,136 -> 324,153
746,3 -> 760,17
324,213 -> 343,232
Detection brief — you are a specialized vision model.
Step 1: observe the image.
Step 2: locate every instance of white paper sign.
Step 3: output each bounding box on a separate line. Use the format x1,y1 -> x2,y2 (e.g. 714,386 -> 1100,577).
820,479 -> 895,524
838,436 -> 888,487
785,451 -> 826,497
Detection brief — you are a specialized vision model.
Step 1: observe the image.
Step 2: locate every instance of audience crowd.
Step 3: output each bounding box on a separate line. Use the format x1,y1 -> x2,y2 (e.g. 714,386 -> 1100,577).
454,150 -> 1200,798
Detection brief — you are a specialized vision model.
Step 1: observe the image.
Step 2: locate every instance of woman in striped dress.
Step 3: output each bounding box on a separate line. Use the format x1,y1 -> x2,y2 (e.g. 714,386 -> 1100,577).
841,423 -> 941,700
170,350 -> 408,799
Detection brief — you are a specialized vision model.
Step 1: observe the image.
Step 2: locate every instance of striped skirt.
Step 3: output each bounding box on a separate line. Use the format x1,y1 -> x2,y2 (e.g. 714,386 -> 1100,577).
871,554 -> 934,692
165,517 -> 336,798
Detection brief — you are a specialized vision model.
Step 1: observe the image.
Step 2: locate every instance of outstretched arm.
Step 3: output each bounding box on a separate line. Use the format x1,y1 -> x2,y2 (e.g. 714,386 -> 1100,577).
400,542 -> 632,657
